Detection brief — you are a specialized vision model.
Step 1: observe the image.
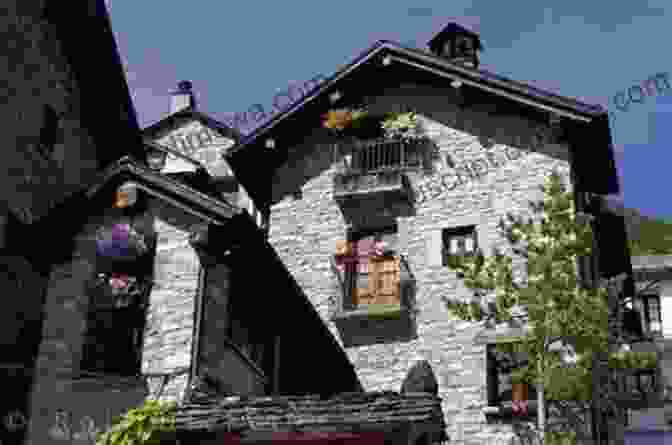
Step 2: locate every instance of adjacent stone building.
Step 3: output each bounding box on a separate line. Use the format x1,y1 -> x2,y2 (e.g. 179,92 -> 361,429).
226,23 -> 631,445
0,0 -> 143,442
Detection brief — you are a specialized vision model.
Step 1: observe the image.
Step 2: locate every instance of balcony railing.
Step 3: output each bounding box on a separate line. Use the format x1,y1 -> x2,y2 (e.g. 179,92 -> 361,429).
334,138 -> 424,175
332,138 -> 423,200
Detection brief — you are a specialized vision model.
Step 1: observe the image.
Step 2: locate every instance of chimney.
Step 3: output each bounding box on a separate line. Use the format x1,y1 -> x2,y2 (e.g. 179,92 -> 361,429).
428,23 -> 482,69
170,80 -> 196,114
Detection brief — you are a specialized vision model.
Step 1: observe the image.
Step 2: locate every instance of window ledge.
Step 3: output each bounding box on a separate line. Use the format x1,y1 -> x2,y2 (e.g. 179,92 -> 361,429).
332,304 -> 408,321
483,400 -> 538,420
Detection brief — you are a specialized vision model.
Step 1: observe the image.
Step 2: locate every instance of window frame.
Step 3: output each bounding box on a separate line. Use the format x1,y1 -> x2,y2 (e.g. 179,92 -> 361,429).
638,293 -> 662,336
486,342 -> 538,418
225,264 -> 275,384
441,225 -> 478,266
344,224 -> 400,309
80,302 -> 147,377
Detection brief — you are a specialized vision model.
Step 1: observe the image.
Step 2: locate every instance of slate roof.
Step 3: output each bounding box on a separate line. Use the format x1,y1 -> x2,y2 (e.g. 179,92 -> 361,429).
141,108 -> 242,143
225,35 -> 619,209
231,39 -> 606,153
173,391 -> 446,436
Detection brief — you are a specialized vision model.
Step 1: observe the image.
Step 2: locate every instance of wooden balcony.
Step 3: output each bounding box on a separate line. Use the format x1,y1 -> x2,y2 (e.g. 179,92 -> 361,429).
332,138 -> 423,203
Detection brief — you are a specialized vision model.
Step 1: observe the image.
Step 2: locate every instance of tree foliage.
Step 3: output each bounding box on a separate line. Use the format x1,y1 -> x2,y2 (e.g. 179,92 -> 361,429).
443,170 -> 610,402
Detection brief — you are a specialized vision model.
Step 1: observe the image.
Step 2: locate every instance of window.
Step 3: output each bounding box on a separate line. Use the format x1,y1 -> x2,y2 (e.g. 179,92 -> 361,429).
83,219 -> 154,376
637,294 -> 662,335
487,343 -> 537,414
442,225 -> 477,266
37,105 -> 60,159
81,304 -> 145,376
226,270 -> 272,377
345,225 -> 400,308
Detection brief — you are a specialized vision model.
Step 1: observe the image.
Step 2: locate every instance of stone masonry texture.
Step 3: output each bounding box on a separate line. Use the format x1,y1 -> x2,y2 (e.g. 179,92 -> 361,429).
0,0 -> 111,224
266,83 -> 576,445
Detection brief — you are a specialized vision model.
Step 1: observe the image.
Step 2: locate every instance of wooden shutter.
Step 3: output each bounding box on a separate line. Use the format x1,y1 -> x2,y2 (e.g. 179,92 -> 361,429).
372,256 -> 400,305
426,230 -> 444,267
353,237 -> 373,306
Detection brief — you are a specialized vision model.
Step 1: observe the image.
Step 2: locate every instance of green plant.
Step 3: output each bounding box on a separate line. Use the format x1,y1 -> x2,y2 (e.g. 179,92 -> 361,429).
510,367 -> 531,384
608,351 -> 658,370
96,400 -> 177,445
380,111 -> 423,140
545,430 -> 577,445
443,170 -> 609,441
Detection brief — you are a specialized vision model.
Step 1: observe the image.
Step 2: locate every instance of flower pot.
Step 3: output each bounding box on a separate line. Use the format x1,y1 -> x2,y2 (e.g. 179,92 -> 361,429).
96,224 -> 149,261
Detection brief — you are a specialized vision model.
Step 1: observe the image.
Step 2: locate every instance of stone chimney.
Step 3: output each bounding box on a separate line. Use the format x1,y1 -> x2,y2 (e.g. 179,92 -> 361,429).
428,23 -> 482,69
170,80 -> 196,114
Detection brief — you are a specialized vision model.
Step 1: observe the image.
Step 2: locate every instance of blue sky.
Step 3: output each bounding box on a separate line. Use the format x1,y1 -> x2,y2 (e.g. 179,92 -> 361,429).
107,0 -> 670,218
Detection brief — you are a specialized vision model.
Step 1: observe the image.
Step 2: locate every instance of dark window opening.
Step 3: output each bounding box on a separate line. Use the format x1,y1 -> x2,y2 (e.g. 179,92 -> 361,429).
37,105 -> 60,159
226,274 -> 274,382
487,344 -> 537,406
81,304 -> 145,376
442,225 -> 477,266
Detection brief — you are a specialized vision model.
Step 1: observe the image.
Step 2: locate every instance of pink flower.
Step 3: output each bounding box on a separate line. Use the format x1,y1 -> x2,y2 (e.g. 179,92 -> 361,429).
109,273 -> 130,290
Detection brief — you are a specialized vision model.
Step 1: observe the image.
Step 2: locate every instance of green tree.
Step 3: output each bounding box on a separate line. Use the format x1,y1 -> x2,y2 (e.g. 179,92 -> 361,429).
628,216 -> 672,256
443,170 -> 610,444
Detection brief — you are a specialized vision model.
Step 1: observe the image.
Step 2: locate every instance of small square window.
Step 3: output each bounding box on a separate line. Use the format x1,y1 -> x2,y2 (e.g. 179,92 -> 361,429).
442,225 -> 477,266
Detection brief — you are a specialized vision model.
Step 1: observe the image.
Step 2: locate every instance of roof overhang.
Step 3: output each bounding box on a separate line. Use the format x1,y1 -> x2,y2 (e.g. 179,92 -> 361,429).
85,156 -> 241,224
226,40 -> 616,208
173,391 -> 446,442
141,109 -> 242,143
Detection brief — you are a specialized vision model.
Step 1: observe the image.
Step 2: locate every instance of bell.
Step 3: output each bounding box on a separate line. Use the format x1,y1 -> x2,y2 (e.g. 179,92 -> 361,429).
115,182 -> 138,208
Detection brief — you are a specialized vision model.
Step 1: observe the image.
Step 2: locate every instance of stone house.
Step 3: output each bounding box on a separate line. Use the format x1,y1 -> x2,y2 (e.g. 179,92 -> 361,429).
0,0 -> 143,442
225,23 -> 632,445
19,153 -> 375,444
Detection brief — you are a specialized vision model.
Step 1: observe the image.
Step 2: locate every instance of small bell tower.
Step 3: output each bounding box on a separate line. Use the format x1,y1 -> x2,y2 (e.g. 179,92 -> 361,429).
428,23 -> 482,69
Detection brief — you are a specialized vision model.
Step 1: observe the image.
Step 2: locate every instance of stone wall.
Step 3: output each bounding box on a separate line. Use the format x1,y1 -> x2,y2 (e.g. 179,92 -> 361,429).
23,196 -> 208,443
0,1 -> 107,223
266,85 -> 575,445
145,117 -> 266,229
26,206 -> 150,444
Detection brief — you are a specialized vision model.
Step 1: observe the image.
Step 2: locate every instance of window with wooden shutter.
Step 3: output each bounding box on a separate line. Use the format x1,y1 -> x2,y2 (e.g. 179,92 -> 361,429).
349,225 -> 400,308
371,255 -> 401,305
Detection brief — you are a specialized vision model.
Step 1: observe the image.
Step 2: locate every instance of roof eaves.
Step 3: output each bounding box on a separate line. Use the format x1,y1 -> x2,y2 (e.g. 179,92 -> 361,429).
231,40 -> 605,158
141,109 -> 241,142
230,41 -> 390,154
85,156 -> 241,222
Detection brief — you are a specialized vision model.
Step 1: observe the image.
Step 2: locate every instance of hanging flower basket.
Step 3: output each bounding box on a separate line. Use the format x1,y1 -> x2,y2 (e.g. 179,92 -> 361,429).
90,272 -> 152,308
96,223 -> 149,261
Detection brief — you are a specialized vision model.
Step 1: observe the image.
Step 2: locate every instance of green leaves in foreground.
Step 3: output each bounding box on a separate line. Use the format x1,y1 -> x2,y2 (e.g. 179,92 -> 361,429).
96,400 -> 176,445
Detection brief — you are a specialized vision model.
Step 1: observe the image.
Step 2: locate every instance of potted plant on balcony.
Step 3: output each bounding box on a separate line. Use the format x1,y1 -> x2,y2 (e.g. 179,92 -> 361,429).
380,111 -> 424,141
96,223 -> 150,261
89,272 -> 152,309
510,368 -> 530,416
322,108 -> 384,140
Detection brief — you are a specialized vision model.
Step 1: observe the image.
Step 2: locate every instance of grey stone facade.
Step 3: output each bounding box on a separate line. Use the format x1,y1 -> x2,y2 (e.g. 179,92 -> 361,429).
265,84 -> 575,445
